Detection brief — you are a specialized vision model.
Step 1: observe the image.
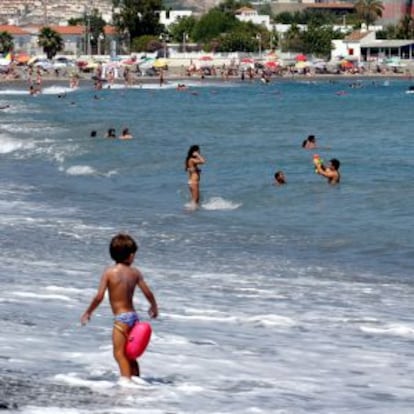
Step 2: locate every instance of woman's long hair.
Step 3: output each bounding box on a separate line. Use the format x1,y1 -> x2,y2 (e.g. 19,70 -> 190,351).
185,145 -> 200,170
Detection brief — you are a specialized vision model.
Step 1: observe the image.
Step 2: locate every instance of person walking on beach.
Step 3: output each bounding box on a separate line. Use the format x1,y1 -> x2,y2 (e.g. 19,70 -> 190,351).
185,145 -> 205,207
81,233 -> 158,384
314,158 -> 341,184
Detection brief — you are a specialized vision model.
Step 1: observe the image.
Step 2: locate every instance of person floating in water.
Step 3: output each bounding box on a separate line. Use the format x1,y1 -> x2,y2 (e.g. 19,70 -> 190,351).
81,233 -> 158,384
314,158 -> 341,184
185,145 -> 205,207
274,170 -> 286,185
119,128 -> 133,140
302,135 -> 317,149
106,128 -> 116,138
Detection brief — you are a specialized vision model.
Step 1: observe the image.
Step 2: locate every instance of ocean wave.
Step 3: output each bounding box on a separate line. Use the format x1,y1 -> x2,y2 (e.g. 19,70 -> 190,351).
360,323 -> 414,337
66,165 -> 97,176
0,135 -> 34,154
246,314 -> 297,327
54,373 -> 114,390
11,291 -> 74,302
201,197 -> 242,210
41,86 -> 76,95
0,89 -> 28,95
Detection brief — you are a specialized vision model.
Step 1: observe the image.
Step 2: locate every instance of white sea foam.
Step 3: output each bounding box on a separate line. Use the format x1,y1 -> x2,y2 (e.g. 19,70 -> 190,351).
11,291 -> 73,302
45,285 -> 89,294
360,323 -> 414,337
0,89 -> 28,95
41,86 -> 76,95
66,165 -> 97,176
163,312 -> 237,323
246,314 -> 297,327
54,373 -> 114,390
0,135 -> 35,154
201,197 -> 242,210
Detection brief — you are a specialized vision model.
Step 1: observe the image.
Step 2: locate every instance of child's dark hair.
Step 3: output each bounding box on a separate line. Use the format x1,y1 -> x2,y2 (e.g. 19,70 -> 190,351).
109,233 -> 138,263
330,158 -> 340,170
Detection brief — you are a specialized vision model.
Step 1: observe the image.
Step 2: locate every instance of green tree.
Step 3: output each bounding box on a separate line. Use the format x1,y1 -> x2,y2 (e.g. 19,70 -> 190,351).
131,35 -> 161,52
0,31 -> 14,53
216,30 -> 257,52
169,15 -> 197,43
38,27 -> 63,59
355,0 -> 384,26
397,15 -> 414,38
281,23 -> 303,53
112,0 -> 164,40
274,11 -> 295,24
192,8 -> 237,42
301,24 -> 342,58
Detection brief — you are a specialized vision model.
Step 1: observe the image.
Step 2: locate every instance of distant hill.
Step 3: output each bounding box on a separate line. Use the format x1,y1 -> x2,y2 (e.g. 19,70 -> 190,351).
0,0 -> 219,25
164,0 -> 219,13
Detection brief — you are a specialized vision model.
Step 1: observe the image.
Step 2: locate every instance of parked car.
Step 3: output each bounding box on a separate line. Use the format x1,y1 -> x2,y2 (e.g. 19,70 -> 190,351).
31,58 -> 54,71
145,67 -> 159,76
52,57 -> 75,70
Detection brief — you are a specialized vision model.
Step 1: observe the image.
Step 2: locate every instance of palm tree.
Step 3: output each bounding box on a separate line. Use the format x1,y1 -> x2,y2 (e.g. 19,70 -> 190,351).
38,27 -> 63,59
0,31 -> 14,54
397,14 -> 414,38
355,0 -> 384,27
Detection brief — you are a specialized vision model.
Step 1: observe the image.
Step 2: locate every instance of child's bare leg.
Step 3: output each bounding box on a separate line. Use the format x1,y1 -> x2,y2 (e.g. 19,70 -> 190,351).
130,360 -> 140,377
112,324 -> 132,378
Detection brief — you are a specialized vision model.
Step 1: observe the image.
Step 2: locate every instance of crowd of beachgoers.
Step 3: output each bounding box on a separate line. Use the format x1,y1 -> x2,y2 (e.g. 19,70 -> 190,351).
1,55 -> 414,87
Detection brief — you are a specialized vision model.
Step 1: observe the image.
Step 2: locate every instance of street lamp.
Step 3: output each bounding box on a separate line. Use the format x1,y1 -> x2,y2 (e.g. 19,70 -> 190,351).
84,6 -> 91,56
97,33 -> 105,55
159,33 -> 169,58
256,33 -> 262,59
182,32 -> 188,56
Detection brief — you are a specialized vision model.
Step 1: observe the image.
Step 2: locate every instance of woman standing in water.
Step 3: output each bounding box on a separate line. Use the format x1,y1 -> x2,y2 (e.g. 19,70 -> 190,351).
185,145 -> 205,207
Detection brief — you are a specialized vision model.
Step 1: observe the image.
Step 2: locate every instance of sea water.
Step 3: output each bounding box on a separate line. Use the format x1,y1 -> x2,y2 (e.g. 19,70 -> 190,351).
0,77 -> 413,414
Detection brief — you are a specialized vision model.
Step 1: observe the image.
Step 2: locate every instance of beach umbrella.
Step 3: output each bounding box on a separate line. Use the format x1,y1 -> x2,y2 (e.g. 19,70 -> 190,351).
265,61 -> 278,69
295,54 -> 307,61
139,57 -> 155,69
14,52 -> 30,64
340,60 -> 353,69
120,57 -> 137,67
153,58 -> 168,68
241,57 -> 254,64
295,61 -> 310,69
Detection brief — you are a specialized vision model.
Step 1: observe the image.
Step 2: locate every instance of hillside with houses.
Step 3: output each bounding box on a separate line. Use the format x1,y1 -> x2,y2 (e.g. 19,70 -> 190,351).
0,0 -> 219,25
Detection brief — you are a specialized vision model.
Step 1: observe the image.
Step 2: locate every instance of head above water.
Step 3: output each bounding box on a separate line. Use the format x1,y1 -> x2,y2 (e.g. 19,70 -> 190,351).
188,145 -> 200,157
109,233 -> 138,263
274,170 -> 286,184
330,158 -> 340,170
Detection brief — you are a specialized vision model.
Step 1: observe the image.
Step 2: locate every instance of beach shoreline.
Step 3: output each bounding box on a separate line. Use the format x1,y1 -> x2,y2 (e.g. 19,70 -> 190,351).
1,70 -> 413,90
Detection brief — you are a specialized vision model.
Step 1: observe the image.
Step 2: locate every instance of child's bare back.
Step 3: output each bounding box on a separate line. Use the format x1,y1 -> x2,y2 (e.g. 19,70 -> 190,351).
105,263 -> 142,316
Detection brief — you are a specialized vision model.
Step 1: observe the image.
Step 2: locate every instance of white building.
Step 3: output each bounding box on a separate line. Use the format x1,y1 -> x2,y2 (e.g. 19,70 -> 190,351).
332,28 -> 414,61
235,7 -> 271,31
159,10 -> 193,29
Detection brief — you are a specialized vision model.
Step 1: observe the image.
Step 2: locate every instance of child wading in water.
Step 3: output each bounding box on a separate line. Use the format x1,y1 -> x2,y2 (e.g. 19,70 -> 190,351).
81,233 -> 158,384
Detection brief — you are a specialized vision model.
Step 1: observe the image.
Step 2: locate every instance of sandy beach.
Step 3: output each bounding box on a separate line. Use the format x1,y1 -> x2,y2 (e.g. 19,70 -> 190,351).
1,61 -> 414,90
